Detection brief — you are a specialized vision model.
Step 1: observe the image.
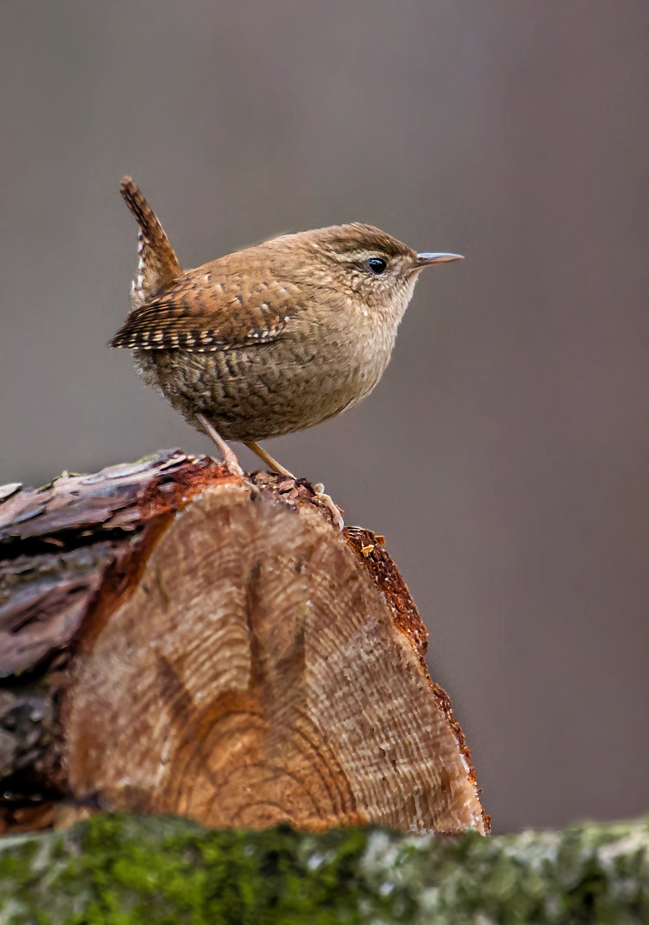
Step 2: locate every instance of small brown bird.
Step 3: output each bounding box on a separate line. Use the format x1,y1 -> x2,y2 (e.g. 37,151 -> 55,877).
111,178 -> 462,477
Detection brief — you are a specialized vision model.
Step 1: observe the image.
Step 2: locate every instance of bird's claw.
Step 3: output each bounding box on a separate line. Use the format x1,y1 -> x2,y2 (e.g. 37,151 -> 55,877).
313,483 -> 345,533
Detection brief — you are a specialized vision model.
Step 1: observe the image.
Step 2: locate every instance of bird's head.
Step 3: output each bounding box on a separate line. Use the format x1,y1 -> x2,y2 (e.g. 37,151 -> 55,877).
278,223 -> 462,320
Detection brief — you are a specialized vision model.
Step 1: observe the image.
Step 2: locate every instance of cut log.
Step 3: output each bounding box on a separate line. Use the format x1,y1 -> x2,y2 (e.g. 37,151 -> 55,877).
0,451 -> 488,835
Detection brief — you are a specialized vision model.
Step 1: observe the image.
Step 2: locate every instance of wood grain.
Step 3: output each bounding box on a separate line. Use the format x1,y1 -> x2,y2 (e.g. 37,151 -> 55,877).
0,453 -> 488,835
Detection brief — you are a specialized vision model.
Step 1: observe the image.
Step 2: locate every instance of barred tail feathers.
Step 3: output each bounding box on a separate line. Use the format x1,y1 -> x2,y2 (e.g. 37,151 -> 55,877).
120,177 -> 182,305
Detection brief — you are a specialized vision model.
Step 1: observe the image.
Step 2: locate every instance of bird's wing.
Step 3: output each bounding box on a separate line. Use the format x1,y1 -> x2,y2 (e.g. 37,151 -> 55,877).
110,269 -> 305,351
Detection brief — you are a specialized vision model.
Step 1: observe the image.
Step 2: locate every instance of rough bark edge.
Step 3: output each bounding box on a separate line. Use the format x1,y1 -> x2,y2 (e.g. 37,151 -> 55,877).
345,525 -> 489,833
1,814 -> 649,924
0,452 -> 344,679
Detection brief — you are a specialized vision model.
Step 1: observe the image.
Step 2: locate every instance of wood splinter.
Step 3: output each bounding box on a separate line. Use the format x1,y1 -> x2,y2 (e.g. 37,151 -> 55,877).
0,450 -> 488,835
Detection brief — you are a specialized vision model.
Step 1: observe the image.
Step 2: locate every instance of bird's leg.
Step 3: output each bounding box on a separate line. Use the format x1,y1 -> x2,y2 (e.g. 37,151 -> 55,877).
244,440 -> 344,532
196,414 -> 245,478
244,441 -> 295,478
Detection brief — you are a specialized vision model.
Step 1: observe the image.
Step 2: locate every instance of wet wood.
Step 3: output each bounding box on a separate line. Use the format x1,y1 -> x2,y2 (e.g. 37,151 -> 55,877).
0,451 -> 488,835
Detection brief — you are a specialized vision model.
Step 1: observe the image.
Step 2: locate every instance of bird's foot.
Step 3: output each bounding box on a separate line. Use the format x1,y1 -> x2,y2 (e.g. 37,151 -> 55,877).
197,414 -> 244,475
220,444 -> 245,479
312,482 -> 345,533
196,414 -> 258,495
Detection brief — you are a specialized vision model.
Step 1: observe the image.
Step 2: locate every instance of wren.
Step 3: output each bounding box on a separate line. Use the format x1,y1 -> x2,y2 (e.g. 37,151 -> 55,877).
110,178 -> 462,477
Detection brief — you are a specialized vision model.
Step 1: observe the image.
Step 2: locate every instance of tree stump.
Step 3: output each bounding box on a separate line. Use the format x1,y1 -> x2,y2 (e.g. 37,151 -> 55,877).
0,451 -> 488,835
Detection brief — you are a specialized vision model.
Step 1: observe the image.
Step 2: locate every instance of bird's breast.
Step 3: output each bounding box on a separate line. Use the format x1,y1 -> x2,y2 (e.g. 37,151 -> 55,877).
133,299 -> 398,441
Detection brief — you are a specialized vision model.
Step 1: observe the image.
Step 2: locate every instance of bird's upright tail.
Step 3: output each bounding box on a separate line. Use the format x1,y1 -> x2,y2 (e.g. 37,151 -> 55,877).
120,177 -> 182,305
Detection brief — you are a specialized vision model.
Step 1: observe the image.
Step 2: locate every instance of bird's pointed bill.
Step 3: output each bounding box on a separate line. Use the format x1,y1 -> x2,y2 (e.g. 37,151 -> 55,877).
416,252 -> 464,267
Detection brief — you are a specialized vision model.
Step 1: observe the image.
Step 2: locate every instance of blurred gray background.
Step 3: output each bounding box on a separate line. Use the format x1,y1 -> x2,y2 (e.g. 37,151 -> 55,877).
1,1 -> 648,834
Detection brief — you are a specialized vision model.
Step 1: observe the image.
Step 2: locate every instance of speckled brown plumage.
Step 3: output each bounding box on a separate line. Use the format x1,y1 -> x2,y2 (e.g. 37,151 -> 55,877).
111,178 -> 462,466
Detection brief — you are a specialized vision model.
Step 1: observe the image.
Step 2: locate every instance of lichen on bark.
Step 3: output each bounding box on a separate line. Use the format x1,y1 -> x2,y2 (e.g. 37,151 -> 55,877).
1,814 -> 649,924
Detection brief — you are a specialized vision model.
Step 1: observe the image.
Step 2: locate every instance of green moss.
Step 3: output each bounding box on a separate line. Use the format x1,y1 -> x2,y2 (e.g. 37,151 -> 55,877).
0,816 -> 399,925
70,818 -> 375,924
2,815 -> 649,924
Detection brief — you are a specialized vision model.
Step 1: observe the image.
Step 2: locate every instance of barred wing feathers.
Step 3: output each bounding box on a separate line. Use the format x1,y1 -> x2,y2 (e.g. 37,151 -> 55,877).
110,270 -> 303,352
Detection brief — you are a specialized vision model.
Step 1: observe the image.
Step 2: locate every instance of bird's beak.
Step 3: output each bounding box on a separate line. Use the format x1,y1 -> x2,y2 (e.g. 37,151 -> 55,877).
416,252 -> 464,268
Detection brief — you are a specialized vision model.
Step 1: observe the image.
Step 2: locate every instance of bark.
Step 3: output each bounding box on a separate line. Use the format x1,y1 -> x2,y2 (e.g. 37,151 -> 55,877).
0,451 -> 487,836
2,813 -> 649,924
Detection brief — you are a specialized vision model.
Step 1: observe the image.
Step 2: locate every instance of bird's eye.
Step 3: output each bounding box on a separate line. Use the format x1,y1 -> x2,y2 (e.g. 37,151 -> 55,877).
365,257 -> 387,275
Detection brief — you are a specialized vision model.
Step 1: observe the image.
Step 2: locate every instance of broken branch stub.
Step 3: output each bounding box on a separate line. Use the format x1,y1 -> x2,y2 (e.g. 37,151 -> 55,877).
0,452 -> 488,835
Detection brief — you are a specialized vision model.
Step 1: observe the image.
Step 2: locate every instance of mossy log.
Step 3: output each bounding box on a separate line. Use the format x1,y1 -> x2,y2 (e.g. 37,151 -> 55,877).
2,813 -> 649,924
0,451 -> 487,836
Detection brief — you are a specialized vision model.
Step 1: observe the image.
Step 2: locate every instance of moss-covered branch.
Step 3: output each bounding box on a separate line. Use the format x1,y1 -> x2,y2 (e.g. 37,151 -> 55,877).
1,814 -> 649,923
